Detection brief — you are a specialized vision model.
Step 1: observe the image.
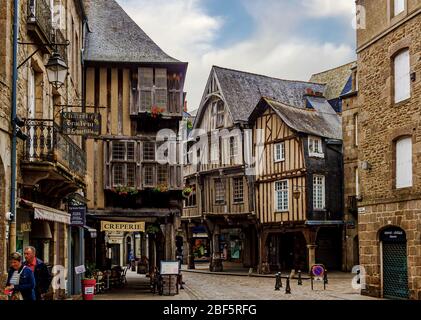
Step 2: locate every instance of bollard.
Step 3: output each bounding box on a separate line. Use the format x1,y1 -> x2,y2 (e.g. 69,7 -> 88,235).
356,269 -> 361,285
297,270 -> 302,286
285,276 -> 291,294
275,272 -> 281,291
323,269 -> 328,290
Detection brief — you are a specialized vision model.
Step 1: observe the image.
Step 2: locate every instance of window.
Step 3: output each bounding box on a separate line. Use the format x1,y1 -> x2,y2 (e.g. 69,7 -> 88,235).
185,185 -> 197,207
111,141 -> 136,187
394,49 -> 410,103
233,177 -> 244,203
275,180 -> 289,212
274,142 -> 285,162
157,165 -> 168,185
396,137 -> 412,188
139,68 -> 168,112
394,0 -> 405,16
313,175 -> 326,210
308,136 -> 324,157
214,178 -> 225,204
216,101 -> 225,128
229,136 -> 238,164
143,142 -> 155,161
355,167 -> 359,197
354,114 -> 359,147
210,139 -> 219,164
143,165 -> 154,186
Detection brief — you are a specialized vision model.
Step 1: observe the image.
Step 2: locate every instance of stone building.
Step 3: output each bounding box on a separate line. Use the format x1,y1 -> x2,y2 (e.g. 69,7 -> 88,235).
0,0 -> 86,298
82,0 -> 187,272
309,62 -> 358,272
355,0 -> 421,299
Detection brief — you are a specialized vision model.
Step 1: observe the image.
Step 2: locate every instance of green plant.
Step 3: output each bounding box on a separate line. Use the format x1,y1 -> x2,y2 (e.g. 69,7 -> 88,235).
182,186 -> 193,198
111,185 -> 138,196
84,262 -> 97,280
187,119 -> 193,130
153,184 -> 169,193
146,224 -> 160,234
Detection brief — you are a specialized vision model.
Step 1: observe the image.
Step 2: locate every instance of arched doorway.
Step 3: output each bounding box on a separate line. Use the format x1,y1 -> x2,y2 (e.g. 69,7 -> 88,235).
380,226 -> 409,299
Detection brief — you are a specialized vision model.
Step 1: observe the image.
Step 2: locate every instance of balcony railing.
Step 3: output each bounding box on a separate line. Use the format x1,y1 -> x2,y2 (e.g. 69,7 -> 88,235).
23,119 -> 86,177
28,0 -> 53,43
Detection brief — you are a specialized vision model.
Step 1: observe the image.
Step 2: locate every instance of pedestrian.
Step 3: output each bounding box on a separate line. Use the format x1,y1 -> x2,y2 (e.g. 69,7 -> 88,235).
4,252 -> 36,301
24,246 -> 51,300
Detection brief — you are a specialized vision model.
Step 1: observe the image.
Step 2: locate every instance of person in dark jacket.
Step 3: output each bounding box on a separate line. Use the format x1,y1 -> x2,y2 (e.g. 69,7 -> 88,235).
24,246 -> 51,300
5,252 -> 36,301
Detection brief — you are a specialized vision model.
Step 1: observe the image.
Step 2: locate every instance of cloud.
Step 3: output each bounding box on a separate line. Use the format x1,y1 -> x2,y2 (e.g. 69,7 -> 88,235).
116,0 -> 356,112
301,0 -> 355,17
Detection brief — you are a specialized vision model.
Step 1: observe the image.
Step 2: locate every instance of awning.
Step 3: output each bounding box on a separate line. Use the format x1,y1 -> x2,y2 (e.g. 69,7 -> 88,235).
20,199 -> 71,225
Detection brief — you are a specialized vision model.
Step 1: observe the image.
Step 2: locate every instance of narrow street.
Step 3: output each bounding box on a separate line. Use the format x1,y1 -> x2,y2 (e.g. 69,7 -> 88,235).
94,267 -> 379,301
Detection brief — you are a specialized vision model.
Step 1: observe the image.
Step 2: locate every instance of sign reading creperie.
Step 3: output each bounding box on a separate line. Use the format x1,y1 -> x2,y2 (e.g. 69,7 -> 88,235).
101,221 -> 145,232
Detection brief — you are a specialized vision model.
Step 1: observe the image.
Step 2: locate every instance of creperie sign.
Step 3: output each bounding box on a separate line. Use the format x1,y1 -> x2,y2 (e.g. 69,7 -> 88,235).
101,221 -> 145,232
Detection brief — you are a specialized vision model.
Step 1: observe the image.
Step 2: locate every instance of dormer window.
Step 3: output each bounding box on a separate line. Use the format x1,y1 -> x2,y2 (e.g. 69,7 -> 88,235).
308,136 -> 324,158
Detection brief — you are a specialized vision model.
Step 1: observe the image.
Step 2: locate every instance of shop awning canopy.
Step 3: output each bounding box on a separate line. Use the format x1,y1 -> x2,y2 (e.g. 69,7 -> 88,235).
20,199 -> 71,225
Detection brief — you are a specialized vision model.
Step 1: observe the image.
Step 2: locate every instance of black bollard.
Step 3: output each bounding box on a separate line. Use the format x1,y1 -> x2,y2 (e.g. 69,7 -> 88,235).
356,269 -> 361,285
285,276 -> 291,294
323,269 -> 328,290
298,270 -> 302,286
275,272 -> 281,291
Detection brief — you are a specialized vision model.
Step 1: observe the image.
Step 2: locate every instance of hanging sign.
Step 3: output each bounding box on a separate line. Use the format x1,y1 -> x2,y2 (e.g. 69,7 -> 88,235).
61,112 -> 101,136
101,221 -> 145,233
69,205 -> 86,227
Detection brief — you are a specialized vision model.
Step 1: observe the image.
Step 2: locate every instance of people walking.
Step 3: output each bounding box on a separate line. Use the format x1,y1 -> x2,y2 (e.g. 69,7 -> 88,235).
5,252 -> 36,301
23,246 -> 52,300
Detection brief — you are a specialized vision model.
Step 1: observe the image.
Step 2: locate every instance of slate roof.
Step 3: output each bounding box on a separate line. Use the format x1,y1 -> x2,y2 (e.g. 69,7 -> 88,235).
309,61 -> 356,100
83,0 -> 181,64
207,66 -> 326,124
261,97 -> 342,140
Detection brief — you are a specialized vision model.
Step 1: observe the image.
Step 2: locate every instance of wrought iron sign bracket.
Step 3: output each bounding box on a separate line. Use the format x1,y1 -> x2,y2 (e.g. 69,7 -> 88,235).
17,40 -> 70,70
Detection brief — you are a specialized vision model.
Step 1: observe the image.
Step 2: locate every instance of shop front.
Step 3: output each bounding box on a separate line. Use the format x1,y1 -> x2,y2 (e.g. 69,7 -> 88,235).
17,199 -> 72,299
192,225 -> 210,262
220,228 -> 244,263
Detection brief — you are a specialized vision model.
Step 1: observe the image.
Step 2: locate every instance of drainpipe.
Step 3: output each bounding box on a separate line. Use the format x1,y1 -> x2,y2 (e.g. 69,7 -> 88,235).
9,0 -> 19,254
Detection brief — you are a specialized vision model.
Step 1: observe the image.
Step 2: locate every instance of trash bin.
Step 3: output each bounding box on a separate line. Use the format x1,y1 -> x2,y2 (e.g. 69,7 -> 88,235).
82,279 -> 96,300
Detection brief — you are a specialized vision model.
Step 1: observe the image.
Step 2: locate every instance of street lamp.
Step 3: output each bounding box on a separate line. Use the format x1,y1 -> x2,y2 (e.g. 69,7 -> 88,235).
45,52 -> 68,89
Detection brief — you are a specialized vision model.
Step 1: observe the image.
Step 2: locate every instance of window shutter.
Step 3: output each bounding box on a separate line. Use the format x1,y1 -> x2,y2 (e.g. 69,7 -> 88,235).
396,137 -> 412,188
139,68 -> 153,112
394,49 -> 410,103
155,68 -> 167,111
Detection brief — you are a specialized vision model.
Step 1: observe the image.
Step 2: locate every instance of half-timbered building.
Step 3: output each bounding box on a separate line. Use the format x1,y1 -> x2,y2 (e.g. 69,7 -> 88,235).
83,0 -> 187,271
249,89 -> 343,273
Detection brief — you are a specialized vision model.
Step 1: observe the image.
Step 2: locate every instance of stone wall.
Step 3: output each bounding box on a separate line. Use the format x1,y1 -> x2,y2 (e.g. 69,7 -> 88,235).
342,91 -> 359,272
357,9 -> 421,299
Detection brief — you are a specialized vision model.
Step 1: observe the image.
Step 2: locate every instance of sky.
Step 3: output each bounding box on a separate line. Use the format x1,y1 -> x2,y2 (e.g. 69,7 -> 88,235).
117,0 -> 357,112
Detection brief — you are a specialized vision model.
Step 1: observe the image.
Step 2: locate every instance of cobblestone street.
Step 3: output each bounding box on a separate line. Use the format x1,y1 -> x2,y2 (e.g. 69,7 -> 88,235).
94,269 -> 380,300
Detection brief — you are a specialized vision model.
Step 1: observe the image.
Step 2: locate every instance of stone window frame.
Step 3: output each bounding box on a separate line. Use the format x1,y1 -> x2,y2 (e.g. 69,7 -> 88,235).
390,131 -> 415,192
389,40 -> 412,107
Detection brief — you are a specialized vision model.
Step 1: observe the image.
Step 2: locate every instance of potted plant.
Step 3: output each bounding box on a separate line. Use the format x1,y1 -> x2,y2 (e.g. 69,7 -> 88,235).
147,106 -> 165,119
182,186 -> 193,198
111,186 -> 139,196
82,262 -> 97,300
153,184 -> 169,193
